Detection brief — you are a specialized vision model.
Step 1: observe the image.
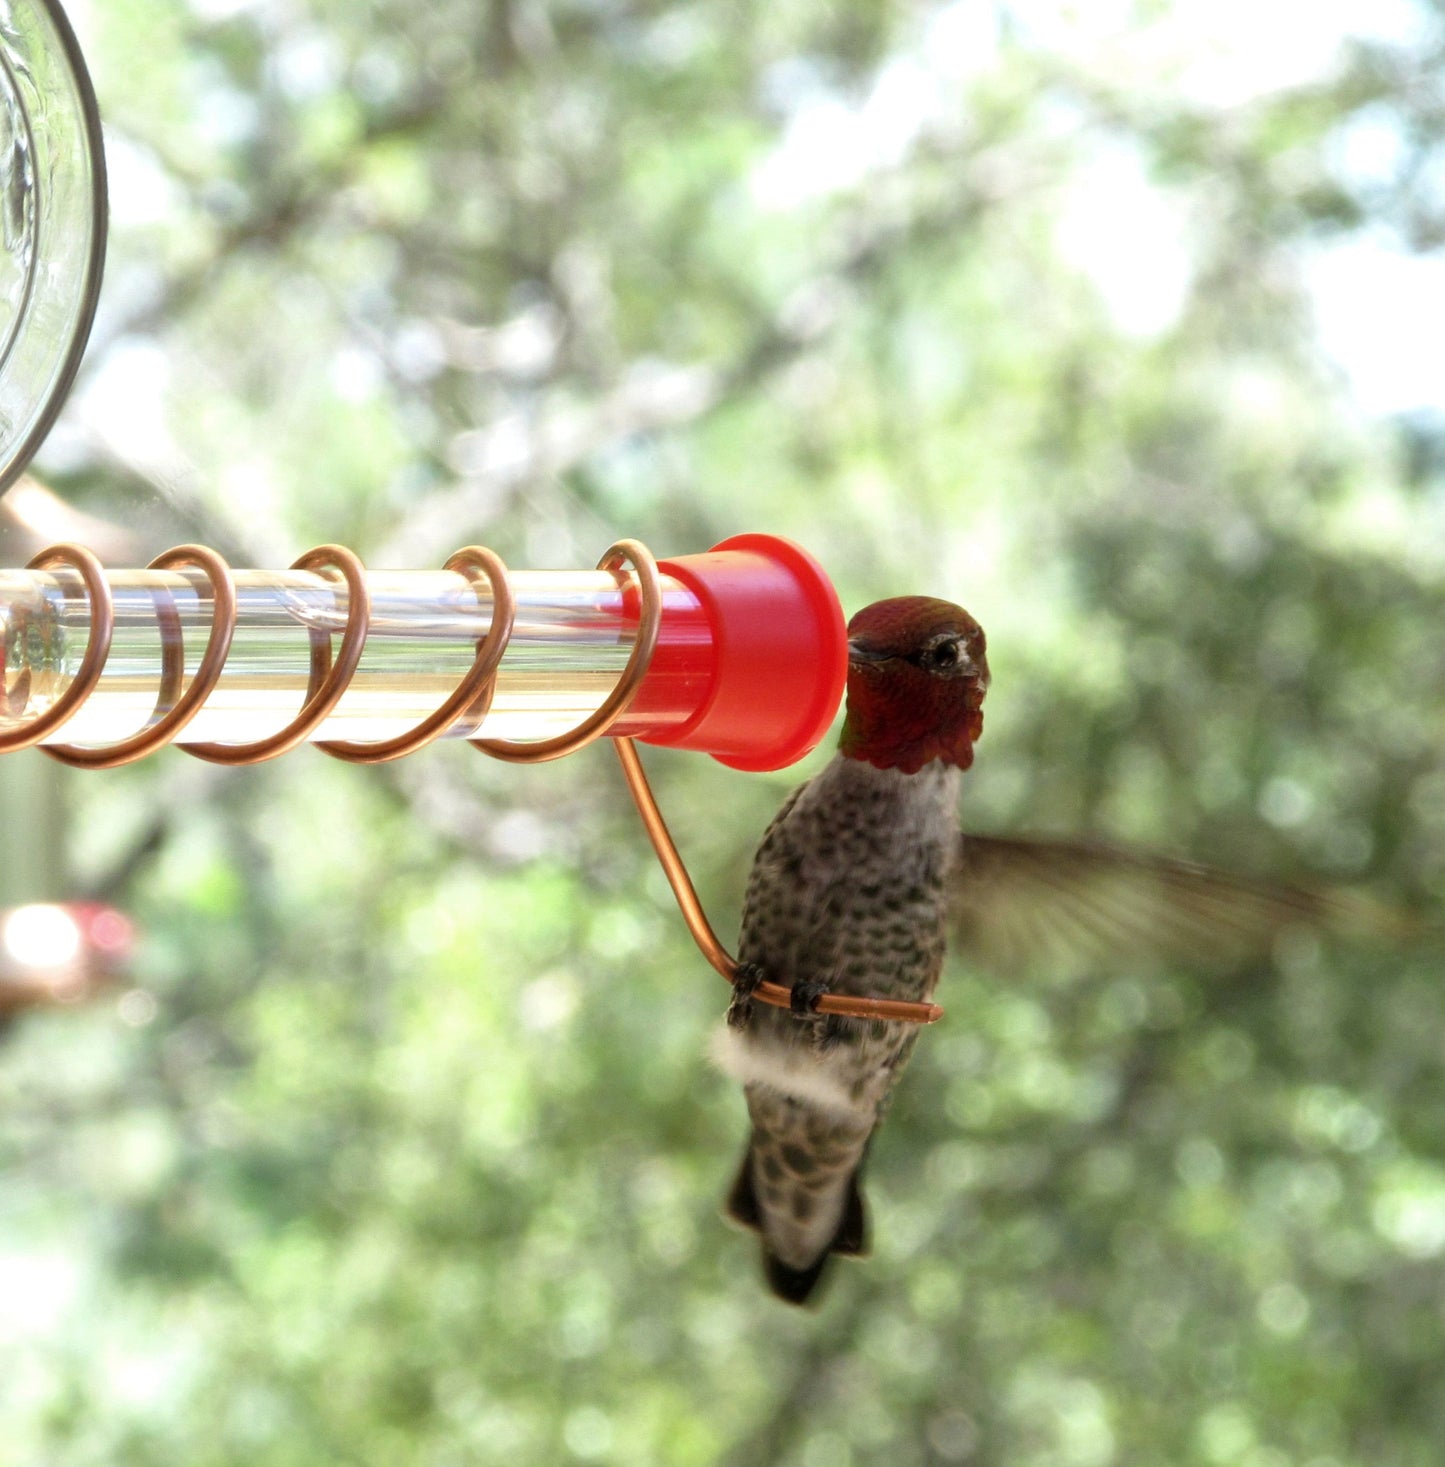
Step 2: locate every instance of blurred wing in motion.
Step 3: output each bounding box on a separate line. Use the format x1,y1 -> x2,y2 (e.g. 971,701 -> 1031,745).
951,833 -> 1415,975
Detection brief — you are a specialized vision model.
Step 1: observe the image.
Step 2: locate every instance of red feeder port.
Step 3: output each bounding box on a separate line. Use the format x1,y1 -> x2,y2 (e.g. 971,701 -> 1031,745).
622,534 -> 847,772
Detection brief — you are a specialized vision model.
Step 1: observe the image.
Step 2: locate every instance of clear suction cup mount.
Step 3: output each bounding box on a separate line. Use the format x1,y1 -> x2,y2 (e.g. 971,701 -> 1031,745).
0,0 -> 106,495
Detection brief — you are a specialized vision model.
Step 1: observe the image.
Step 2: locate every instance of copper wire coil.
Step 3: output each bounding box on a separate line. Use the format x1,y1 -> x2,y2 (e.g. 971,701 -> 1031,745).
45,544 -> 236,769
0,539 -> 941,1026
5,543 -> 113,752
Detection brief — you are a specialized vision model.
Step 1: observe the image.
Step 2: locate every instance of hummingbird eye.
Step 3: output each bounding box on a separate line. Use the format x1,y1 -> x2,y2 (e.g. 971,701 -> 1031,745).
921,637 -> 963,673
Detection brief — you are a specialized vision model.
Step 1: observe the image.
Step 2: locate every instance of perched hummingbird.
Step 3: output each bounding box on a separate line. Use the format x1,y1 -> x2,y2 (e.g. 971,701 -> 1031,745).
714,596 -> 1398,1305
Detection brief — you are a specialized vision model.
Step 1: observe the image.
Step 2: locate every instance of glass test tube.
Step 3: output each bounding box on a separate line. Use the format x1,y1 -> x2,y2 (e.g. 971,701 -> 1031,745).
0,565 -> 711,749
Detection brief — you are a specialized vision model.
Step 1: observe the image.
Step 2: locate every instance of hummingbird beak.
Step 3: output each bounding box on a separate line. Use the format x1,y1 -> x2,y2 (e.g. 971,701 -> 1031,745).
847,639 -> 891,666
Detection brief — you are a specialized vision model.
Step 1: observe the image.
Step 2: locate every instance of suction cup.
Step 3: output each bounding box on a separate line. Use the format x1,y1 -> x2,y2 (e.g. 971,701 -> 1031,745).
0,0 -> 106,495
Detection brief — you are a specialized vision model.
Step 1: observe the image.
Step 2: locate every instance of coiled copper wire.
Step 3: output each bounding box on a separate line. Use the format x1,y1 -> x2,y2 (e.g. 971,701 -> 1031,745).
45,544 -> 236,768
0,538 -> 941,1025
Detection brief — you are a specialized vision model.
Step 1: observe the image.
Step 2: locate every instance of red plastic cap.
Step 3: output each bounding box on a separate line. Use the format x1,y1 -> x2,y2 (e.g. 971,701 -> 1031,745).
639,534 -> 847,771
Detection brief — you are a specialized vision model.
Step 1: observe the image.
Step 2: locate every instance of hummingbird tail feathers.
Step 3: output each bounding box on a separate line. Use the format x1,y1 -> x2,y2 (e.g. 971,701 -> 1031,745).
725,1144 -> 764,1231
763,1249 -> 833,1306
725,1141 -> 869,1306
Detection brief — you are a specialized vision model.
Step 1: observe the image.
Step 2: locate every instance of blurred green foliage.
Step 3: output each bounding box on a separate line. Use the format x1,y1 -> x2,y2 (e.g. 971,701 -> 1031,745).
2,0 -> 1445,1462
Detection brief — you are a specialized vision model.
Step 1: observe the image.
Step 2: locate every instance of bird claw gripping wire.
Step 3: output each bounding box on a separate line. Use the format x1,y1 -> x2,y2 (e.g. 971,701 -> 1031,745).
725,963 -> 765,1029
0,537 -> 942,1025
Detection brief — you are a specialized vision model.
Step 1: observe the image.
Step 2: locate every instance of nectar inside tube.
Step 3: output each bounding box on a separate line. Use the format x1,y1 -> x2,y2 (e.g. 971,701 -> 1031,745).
0,537 -> 847,770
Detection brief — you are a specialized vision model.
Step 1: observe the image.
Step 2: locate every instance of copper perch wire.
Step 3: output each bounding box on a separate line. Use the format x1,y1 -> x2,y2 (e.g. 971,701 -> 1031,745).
0,537 -> 942,1026
611,738 -> 945,1025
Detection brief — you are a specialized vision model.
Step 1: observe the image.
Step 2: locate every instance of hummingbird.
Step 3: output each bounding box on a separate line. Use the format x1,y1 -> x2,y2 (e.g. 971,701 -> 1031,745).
713,595 -> 1401,1305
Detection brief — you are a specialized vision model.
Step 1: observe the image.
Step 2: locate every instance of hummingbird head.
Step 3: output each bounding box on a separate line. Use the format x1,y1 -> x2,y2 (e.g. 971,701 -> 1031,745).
839,597 -> 989,774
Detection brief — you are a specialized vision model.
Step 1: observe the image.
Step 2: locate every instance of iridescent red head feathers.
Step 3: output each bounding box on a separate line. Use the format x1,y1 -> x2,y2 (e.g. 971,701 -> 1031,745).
839,597 -> 989,774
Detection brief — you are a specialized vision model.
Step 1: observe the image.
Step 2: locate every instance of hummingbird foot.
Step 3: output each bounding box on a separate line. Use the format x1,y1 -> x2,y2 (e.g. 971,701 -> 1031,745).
789,978 -> 829,1017
727,962 -> 766,1029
